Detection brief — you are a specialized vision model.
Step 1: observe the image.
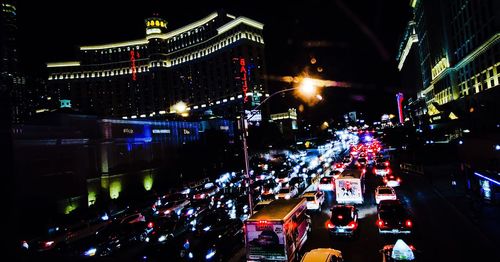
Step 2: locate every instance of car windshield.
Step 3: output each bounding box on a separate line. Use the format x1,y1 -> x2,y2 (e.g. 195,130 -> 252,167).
331,207 -> 353,221
279,188 -> 290,193
379,206 -> 406,217
378,188 -> 393,194
376,164 -> 387,169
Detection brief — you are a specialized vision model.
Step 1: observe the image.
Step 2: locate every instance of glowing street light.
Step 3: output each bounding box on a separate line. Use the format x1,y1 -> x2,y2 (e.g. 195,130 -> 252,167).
297,77 -> 318,98
172,101 -> 187,113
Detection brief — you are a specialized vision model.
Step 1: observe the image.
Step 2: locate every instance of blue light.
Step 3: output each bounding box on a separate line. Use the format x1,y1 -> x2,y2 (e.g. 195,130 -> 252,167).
84,247 -> 97,256
206,249 -> 216,260
474,172 -> 500,186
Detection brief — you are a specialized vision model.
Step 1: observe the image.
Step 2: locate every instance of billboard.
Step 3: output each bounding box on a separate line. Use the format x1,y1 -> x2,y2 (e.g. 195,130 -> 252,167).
246,222 -> 286,261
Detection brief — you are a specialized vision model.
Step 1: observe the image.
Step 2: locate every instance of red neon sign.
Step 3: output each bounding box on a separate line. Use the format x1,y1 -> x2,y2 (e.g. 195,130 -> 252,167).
130,50 -> 137,81
396,92 -> 404,124
240,58 -> 249,103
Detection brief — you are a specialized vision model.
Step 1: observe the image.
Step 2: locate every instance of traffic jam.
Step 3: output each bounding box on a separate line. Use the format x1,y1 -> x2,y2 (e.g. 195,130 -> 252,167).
19,130 -> 417,262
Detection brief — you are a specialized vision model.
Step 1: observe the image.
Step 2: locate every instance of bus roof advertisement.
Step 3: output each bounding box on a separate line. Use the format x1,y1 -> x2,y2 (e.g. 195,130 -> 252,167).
337,179 -> 362,202
246,222 -> 286,260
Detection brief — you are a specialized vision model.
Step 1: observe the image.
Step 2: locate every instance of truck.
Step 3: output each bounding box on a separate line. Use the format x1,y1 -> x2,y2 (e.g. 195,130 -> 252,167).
335,169 -> 365,204
245,198 -> 310,262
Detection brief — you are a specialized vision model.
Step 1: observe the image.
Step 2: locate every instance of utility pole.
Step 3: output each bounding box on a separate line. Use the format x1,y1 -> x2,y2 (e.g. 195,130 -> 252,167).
240,112 -> 253,215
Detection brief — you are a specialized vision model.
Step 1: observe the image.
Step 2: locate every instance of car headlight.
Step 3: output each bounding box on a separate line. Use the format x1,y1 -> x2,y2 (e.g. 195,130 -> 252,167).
84,247 -> 97,257
158,235 -> 166,242
206,248 -> 216,260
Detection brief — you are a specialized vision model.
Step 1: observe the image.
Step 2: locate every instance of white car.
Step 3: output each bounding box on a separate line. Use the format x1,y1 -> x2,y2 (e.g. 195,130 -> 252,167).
277,186 -> 298,199
318,176 -> 334,191
302,191 -> 325,211
301,248 -> 343,262
375,186 -> 397,204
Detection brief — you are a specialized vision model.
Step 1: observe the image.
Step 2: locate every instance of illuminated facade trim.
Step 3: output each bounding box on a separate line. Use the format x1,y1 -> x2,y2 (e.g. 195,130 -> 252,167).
431,57 -> 450,80
146,12 -> 219,40
397,34 -> 418,71
80,39 -> 148,51
217,16 -> 264,34
454,33 -> 499,69
49,32 -> 264,80
47,61 -> 81,68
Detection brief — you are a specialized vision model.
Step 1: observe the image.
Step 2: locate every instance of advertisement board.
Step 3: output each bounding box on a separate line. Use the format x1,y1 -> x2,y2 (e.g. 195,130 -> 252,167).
336,179 -> 363,204
246,222 -> 286,261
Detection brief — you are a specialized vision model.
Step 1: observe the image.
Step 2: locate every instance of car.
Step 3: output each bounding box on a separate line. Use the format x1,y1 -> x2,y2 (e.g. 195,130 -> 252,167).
277,186 -> 298,199
290,176 -> 307,191
156,199 -> 191,217
355,157 -> 368,167
375,186 -> 397,204
332,163 -> 345,172
377,200 -> 413,234
380,239 -> 417,261
373,163 -> 392,176
145,216 -> 187,244
342,156 -> 352,165
64,220 -> 151,257
301,248 -> 343,262
117,212 -> 147,224
192,183 -> 220,200
302,191 -> 325,211
318,176 -> 335,191
383,174 -> 402,187
327,205 -> 359,237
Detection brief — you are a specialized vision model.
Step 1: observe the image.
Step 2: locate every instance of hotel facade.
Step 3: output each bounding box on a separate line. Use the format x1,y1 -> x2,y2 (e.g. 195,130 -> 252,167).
397,0 -> 499,135
46,11 -> 268,119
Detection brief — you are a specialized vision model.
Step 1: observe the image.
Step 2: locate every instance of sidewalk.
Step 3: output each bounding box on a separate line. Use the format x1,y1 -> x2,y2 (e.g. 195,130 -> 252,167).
411,164 -> 500,246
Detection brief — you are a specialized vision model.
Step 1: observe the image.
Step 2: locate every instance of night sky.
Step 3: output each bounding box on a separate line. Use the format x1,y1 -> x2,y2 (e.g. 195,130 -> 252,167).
16,0 -> 411,123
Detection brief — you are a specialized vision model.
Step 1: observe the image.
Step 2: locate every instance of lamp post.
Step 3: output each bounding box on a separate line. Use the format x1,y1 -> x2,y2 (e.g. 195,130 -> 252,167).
241,78 -> 323,215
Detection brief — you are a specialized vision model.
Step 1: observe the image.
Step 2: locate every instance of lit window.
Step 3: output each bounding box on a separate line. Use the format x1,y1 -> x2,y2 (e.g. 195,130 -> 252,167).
147,21 -> 150,26
155,20 -> 160,26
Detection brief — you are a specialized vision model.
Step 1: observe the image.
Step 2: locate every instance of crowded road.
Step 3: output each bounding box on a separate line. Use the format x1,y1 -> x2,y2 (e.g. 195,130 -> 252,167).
18,131 -> 499,262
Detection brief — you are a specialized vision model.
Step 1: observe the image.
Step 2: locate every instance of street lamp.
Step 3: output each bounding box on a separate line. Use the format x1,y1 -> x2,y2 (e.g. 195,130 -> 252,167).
241,77 -> 323,214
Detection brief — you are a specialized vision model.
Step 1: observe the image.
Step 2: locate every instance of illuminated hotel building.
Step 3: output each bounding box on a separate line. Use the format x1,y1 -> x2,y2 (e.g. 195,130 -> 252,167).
46,11 -> 267,118
397,0 -> 499,132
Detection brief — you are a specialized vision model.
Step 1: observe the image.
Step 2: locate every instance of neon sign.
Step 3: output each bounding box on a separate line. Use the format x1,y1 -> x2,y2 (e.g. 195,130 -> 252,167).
239,58 -> 249,103
130,50 -> 140,81
396,93 -> 404,124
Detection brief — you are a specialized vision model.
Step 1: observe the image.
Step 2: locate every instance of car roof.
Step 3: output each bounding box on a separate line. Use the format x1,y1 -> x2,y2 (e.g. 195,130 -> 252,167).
302,248 -> 342,261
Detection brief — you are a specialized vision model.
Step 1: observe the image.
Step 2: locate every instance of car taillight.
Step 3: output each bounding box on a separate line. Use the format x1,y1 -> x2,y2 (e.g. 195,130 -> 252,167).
397,178 -> 401,183
347,221 -> 357,229
383,178 -> 388,183
386,168 -> 391,174
385,161 -> 389,166
326,221 -> 335,229
147,222 -> 154,228
405,219 -> 412,228
377,219 -> 384,228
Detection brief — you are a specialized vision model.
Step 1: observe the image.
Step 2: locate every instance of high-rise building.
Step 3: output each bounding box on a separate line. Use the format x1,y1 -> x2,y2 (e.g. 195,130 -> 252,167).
46,11 -> 268,119
398,0 -> 500,135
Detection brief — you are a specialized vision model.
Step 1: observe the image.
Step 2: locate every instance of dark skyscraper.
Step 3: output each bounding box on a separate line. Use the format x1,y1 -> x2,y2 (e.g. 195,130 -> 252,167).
0,0 -> 17,253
